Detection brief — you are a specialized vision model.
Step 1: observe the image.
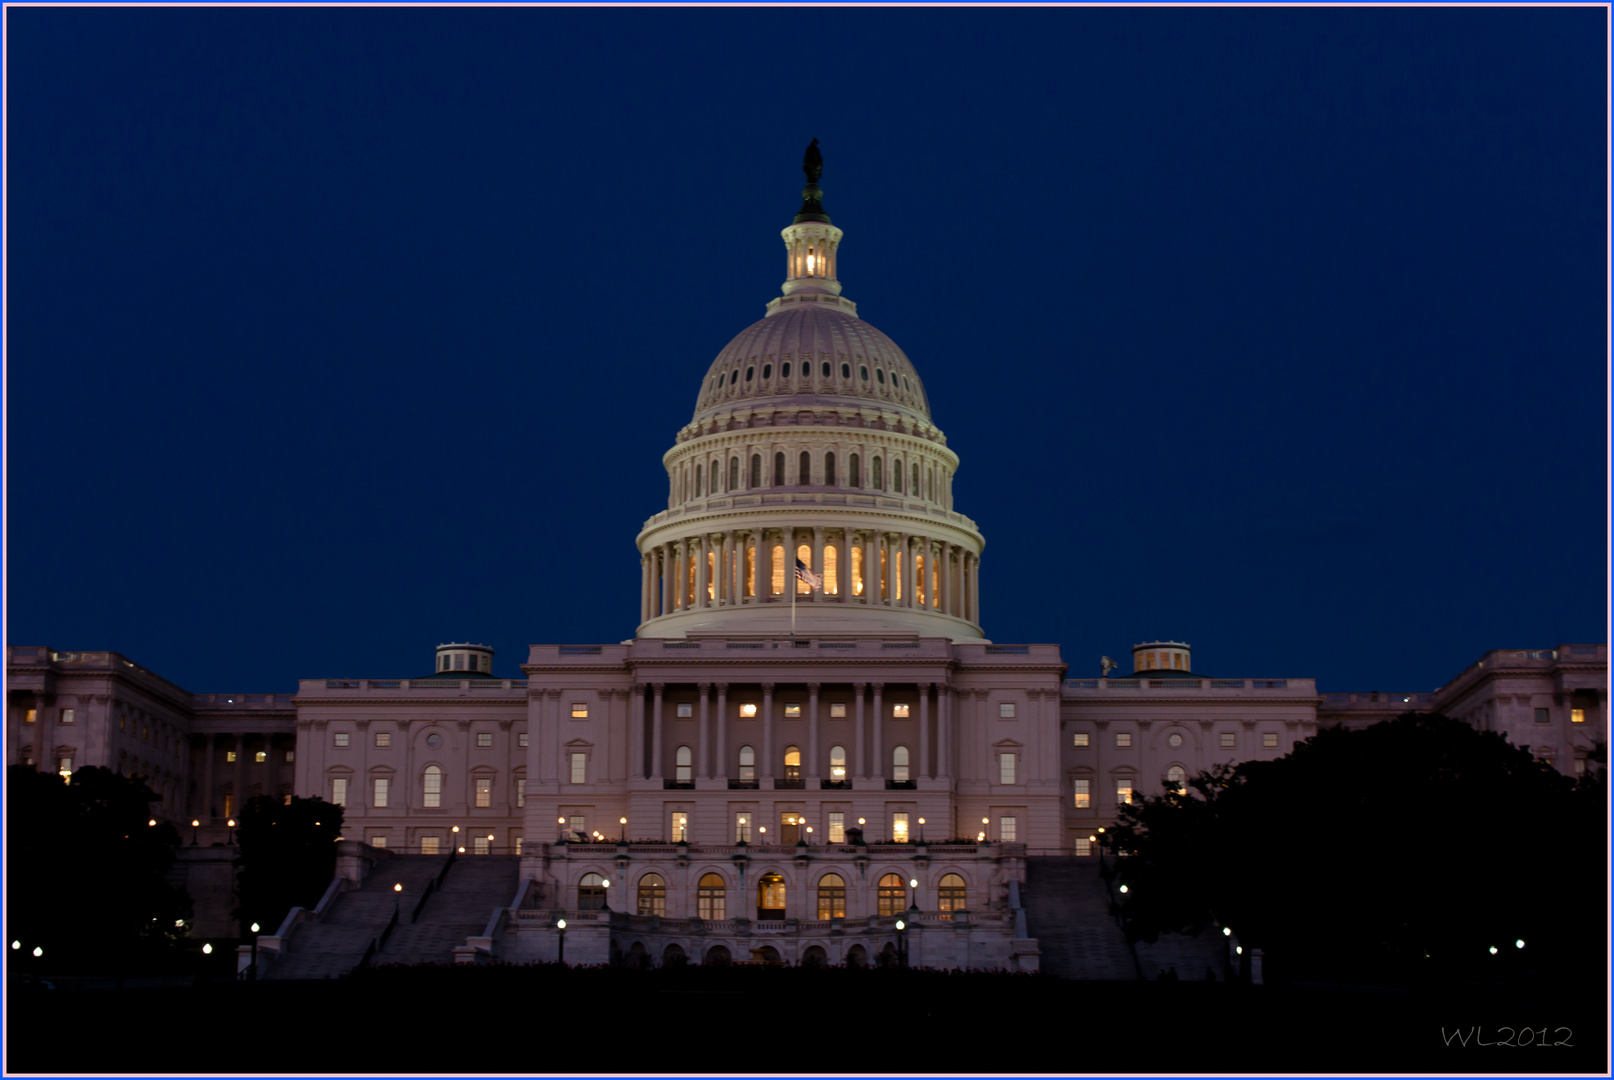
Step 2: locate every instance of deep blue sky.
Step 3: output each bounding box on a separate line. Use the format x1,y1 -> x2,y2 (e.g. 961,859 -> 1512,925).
7,7 -> 1607,693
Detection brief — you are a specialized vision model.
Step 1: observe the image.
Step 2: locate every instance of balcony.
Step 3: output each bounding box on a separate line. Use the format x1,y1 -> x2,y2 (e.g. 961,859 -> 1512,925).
820,779 -> 851,790
773,777 -> 805,790
727,779 -> 759,790
662,779 -> 695,790
885,779 -> 916,790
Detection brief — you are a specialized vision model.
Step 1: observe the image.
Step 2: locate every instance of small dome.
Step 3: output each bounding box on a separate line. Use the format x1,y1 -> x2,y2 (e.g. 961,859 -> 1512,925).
692,304 -> 930,425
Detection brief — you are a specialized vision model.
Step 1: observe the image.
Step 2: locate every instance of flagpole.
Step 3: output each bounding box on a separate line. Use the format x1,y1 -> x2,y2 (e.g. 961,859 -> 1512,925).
791,568 -> 797,636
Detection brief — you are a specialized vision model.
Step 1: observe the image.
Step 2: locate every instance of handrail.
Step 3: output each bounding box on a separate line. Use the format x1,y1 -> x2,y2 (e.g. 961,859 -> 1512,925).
378,905 -> 400,950
410,879 -> 436,924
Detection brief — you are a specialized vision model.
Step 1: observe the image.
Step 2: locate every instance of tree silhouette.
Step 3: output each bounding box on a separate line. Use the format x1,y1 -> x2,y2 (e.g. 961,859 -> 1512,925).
233,794 -> 343,935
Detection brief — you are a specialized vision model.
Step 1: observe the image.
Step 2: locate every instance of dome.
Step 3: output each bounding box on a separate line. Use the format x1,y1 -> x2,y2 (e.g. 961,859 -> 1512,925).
692,304 -> 931,425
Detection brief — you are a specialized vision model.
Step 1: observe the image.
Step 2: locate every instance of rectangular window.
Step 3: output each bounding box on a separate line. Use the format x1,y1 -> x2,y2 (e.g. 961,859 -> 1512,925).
516,781 -> 525,808
421,836 -> 441,855
514,835 -> 523,855
223,793 -> 234,818
999,816 -> 1017,842
1116,780 -> 1132,806
57,756 -> 74,781
477,732 -> 493,748
999,753 -> 1016,785
1075,836 -> 1092,856
1073,733 -> 1089,747
892,704 -> 910,718
254,751 -> 267,763
285,750 -> 295,763
332,778 -> 348,807
518,732 -> 528,747
475,778 -> 492,808
423,770 -> 441,807
474,836 -> 491,855
334,733 -> 350,748
892,813 -> 910,843
375,733 -> 391,748
1571,708 -> 1586,724
739,703 -> 758,718
735,813 -> 751,843
570,753 -> 586,784
785,703 -> 802,717
1116,733 -> 1131,748
1535,708 -> 1551,724
373,778 -> 389,808
61,708 -> 75,724
571,703 -> 589,718
828,812 -> 845,844
1074,779 -> 1090,808
670,812 -> 688,843
676,703 -> 692,718
830,702 -> 847,718
226,751 -> 237,763
999,702 -> 1016,718
1262,733 -> 1279,748
568,814 -> 587,837
24,709 -> 35,724
369,835 -> 388,848
283,794 -> 292,805
1220,733 -> 1236,748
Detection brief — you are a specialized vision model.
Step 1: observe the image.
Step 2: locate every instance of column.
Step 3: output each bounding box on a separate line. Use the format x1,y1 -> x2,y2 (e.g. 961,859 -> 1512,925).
715,684 -> 729,779
695,535 -> 709,609
780,526 -> 794,597
863,530 -> 876,605
761,683 -> 776,781
261,734 -> 277,804
202,733 -> 216,820
952,546 -> 964,618
872,683 -> 884,780
641,555 -> 652,622
725,530 -> 739,606
630,685 -> 646,779
919,683 -> 930,780
811,526 -> 825,602
232,735 -> 246,818
807,682 -> 821,782
651,684 -> 665,781
659,546 -> 671,618
698,683 -> 712,779
853,683 -> 867,779
748,530 -> 761,603
937,685 -> 950,778
904,535 -> 918,610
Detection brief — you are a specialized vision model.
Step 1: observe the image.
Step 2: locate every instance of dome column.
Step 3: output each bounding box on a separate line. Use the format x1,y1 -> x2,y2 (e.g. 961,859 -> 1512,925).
640,555 -> 652,623
659,544 -> 672,618
695,534 -> 710,610
863,530 -> 877,606
904,534 -> 918,610
812,527 -> 825,602
725,530 -> 739,606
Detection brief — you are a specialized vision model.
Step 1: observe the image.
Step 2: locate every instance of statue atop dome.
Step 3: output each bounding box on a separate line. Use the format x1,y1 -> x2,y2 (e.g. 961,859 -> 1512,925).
803,137 -> 823,184
795,138 -> 831,224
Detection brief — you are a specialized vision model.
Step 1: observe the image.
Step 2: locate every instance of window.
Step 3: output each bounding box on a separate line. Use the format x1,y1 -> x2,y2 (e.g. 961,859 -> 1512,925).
676,702 -> 693,718
226,751 -> 237,763
369,835 -> 388,848
774,452 -> 786,486
518,732 -> 528,748
423,765 -> 442,807
938,873 -> 966,916
61,709 -> 75,725
670,812 -> 688,842
477,733 -> 493,748
1220,733 -> 1236,749
1075,837 -> 1092,857
830,702 -> 847,718
638,873 -> 666,916
475,777 -> 492,808
1572,708 -> 1586,724
828,811 -> 845,844
999,753 -> 1016,785
829,745 -> 847,783
24,709 -> 35,724
735,813 -> 751,843
878,873 -> 906,915
373,778 -> 389,807
892,745 -> 910,782
375,733 -> 391,748
675,745 -> 693,784
334,733 -> 350,748
254,750 -> 267,763
758,871 -> 786,912
738,745 -> 755,782
825,452 -> 837,486
285,750 -> 295,763
800,450 -> 811,484
783,746 -> 801,781
1262,733 -> 1279,748
1116,780 -> 1133,806
1167,734 -> 1183,748
514,836 -> 523,855
1116,733 -> 1131,748
751,454 -> 761,488
892,703 -> 910,718
1073,733 -> 1089,748
1074,779 -> 1091,808
570,752 -> 586,784
817,873 -> 846,919
697,874 -> 726,920
1166,766 -> 1186,792
999,702 -> 1016,718
784,703 -> 802,718
739,703 -> 758,718
1535,708 -> 1551,724
571,703 -> 589,718
223,793 -> 234,818
891,813 -> 910,843
849,454 -> 860,487
999,816 -> 1017,842
468,835 -> 489,855
578,873 -> 607,911
332,777 -> 349,806
421,836 -> 441,855
568,814 -> 587,837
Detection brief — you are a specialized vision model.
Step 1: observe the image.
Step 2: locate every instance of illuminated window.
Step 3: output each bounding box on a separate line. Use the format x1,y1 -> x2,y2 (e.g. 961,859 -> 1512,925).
675,745 -> 692,784
568,815 -> 586,836
61,709 -> 75,725
515,778 -> 525,807
1073,733 -> 1089,747
514,836 -> 523,855
670,811 -> 688,842
1262,733 -> 1279,748
1116,780 -> 1132,806
24,709 -> 36,724
638,873 -> 666,916
331,777 -> 348,806
1116,733 -> 1131,748
891,813 -> 910,844
999,816 -> 1017,842
938,873 -> 966,915
1000,702 -> 1016,718
735,813 -> 751,843
771,543 -> 785,595
893,703 -> 910,718
422,766 -> 441,807
223,793 -> 234,818
477,733 -> 492,748
1166,766 -> 1186,792
745,543 -> 756,596
1075,837 -> 1092,856
851,544 -> 864,596
1535,708 -> 1551,724
226,751 -> 237,763
369,835 -> 388,848
698,873 -> 726,919
578,873 -> 607,911
285,750 -> 295,763
473,836 -> 490,855
758,872 -> 786,911
738,745 -> 755,782
518,732 -> 528,747
421,836 -> 440,855
999,753 -> 1016,785
739,703 -> 758,718
676,702 -> 693,718
475,778 -> 491,808
796,544 -> 813,594
892,745 -> 910,782
1572,708 -> 1586,724
784,703 -> 802,718
373,778 -> 389,807
817,873 -> 846,919
571,703 -> 589,718
570,752 -> 586,784
1074,779 -> 1090,808
1220,733 -> 1236,748
829,745 -> 847,782
878,873 -> 906,915
824,544 -> 838,594
334,733 -> 350,748
375,733 -> 390,748
783,746 -> 801,781
828,811 -> 845,844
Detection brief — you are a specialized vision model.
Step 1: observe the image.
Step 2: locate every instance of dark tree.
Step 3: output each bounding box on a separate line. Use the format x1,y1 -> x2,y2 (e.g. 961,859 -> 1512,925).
233,794 -> 343,935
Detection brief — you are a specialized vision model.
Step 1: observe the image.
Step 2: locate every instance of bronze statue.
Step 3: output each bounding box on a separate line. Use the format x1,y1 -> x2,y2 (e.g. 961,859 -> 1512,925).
803,137 -> 823,184
794,138 -> 830,224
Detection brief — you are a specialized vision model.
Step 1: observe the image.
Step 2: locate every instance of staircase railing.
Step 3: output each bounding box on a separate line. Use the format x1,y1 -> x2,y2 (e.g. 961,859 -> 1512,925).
411,848 -> 458,923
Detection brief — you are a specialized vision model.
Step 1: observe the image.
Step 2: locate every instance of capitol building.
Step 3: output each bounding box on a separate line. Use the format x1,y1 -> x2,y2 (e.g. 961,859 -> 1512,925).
7,147 -> 1606,976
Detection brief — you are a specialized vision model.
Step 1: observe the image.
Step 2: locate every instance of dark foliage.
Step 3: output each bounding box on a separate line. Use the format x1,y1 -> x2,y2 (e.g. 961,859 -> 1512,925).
232,795 -> 343,935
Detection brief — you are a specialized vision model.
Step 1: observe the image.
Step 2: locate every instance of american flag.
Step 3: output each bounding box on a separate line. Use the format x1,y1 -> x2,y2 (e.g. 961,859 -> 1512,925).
794,558 -> 823,589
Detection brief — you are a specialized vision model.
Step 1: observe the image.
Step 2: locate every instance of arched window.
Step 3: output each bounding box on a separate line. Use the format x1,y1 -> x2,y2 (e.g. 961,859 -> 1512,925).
877,873 -> 907,916
850,453 -> 860,488
578,872 -> 607,911
829,745 -> 847,783
758,872 -> 785,914
697,873 -> 726,920
823,543 -> 838,595
825,452 -> 837,486
916,552 -> 926,607
738,745 -> 755,782
783,746 -> 801,781
893,459 -> 903,493
912,464 -> 921,497
782,361 -> 792,379
892,745 -> 910,783
695,463 -> 702,497
729,457 -> 739,491
637,873 -> 666,917
751,454 -> 761,488
1166,766 -> 1186,792
938,873 -> 967,917
872,456 -> 883,489
771,543 -> 785,595
796,543 -> 812,594
817,873 -> 846,919
422,765 -> 442,808
774,452 -> 785,486
799,450 -> 811,485
821,360 -> 831,378
675,745 -> 693,784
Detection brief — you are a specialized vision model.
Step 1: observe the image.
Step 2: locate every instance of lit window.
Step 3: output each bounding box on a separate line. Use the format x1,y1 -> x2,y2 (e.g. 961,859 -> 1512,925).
568,814 -> 586,837
999,703 -> 1016,718
878,872 -> 906,914
1572,708 -> 1586,724
1116,733 -> 1131,748
285,750 -> 295,763
1116,780 -> 1132,806
676,745 -> 693,784
516,779 -> 525,808
892,703 -> 910,718
1220,733 -> 1236,748
226,751 -> 237,763
332,777 -> 348,806
670,812 -> 688,842
829,745 -> 847,782
830,702 -> 847,718
223,794 -> 234,818
24,709 -> 35,724
739,703 -> 758,718
638,873 -> 667,916
513,836 -> 523,855
57,756 -> 74,781
1073,733 -> 1089,748
785,703 -> 802,718
375,733 -> 391,748
999,816 -> 1017,842
783,746 -> 801,781
735,813 -> 751,843
422,766 -> 441,807
369,835 -> 388,848
892,745 -> 910,782
373,778 -> 389,807
474,836 -> 491,855
477,733 -> 493,748
738,745 -> 755,782
421,836 -> 441,855
676,703 -> 692,718
817,873 -> 846,919
282,794 -> 291,805
570,753 -> 586,784
518,732 -> 528,747
1166,766 -> 1186,792
938,873 -> 966,915
578,874 -> 604,910
1075,837 -> 1092,856
1167,734 -> 1183,748
999,753 -> 1016,785
1262,733 -> 1279,748
828,811 -> 845,844
61,709 -> 75,725
892,813 -> 910,843
334,733 -> 350,748
475,778 -> 491,808
1074,779 -> 1090,808
571,703 -> 589,718
1535,708 -> 1551,724
254,751 -> 267,763
697,873 -> 726,920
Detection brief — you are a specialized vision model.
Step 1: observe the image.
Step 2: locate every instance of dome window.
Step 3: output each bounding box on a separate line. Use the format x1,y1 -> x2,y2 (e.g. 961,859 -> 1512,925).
903,375 -> 911,391
782,362 -> 791,378
762,364 -> 772,380
876,369 -> 885,384
730,370 -> 739,385
860,366 -> 869,381
841,363 -> 851,379
745,366 -> 754,382
821,361 -> 831,378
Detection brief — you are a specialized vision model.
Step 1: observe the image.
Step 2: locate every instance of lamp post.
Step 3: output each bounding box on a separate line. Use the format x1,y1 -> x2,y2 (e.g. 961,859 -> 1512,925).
451,824 -> 461,854
556,918 -> 567,966
227,818 -> 237,845
488,833 -> 495,855
917,817 -> 926,843
393,882 -> 403,920
620,816 -> 628,844
982,817 -> 990,842
895,918 -> 907,969
190,819 -> 200,846
248,922 -> 260,981
558,817 -> 569,843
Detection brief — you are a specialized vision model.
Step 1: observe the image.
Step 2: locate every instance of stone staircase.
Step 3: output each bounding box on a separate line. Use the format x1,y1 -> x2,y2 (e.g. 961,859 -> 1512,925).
378,855 -> 520,966
1023,856 -> 1140,980
266,854 -> 445,979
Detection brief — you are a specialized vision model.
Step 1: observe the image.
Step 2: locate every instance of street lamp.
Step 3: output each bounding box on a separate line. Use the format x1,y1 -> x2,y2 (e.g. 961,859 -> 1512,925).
917,817 -> 926,843
190,819 -> 200,846
488,833 -> 496,855
894,919 -> 908,969
558,817 -> 569,843
201,944 -> 212,956
393,882 -> 403,920
620,816 -> 628,844
227,818 -> 237,845
758,826 -> 767,845
248,922 -> 261,980
556,918 -> 567,966
148,818 -> 156,827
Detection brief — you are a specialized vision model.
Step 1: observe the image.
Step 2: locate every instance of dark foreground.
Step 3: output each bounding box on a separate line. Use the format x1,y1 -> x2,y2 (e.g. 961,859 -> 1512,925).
9,963 -> 1608,1074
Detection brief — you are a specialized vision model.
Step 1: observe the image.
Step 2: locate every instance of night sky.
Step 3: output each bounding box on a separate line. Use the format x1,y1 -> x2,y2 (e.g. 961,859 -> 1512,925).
7,7 -> 1607,694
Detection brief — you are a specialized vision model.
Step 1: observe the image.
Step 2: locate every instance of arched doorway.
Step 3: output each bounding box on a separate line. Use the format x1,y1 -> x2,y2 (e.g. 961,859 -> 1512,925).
625,941 -> 650,970
801,945 -> 828,968
662,942 -> 687,968
757,872 -> 785,920
877,941 -> 898,968
704,943 -> 732,966
845,944 -> 868,969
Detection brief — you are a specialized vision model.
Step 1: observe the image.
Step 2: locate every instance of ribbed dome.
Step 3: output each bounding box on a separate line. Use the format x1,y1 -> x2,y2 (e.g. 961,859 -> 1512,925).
692,304 -> 931,424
